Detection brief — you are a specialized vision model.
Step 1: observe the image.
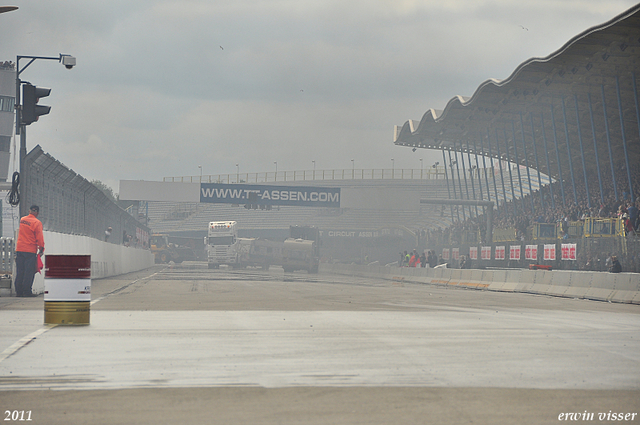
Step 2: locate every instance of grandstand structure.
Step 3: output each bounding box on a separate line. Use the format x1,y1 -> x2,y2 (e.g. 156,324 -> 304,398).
393,4 -> 640,272
395,4 -> 639,211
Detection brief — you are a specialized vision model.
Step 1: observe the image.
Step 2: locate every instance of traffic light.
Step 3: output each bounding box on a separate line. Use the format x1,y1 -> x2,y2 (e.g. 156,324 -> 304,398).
21,83 -> 51,126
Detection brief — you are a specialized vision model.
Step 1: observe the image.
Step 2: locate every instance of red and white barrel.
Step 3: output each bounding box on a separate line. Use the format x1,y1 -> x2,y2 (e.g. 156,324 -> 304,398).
44,255 -> 91,325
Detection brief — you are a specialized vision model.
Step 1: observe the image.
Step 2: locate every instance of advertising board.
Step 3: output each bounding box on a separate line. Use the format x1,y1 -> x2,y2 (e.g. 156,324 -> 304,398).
200,183 -> 341,208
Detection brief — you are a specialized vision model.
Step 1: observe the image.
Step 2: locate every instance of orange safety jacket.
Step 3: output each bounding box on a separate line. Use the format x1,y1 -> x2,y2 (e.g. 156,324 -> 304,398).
16,213 -> 45,254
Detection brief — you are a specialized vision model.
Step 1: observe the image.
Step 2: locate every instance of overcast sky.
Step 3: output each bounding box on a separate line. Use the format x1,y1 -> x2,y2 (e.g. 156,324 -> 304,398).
1,0 -> 637,192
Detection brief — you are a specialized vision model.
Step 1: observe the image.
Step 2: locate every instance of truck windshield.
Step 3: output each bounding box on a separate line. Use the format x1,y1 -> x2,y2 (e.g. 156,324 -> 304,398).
151,236 -> 166,247
208,236 -> 235,245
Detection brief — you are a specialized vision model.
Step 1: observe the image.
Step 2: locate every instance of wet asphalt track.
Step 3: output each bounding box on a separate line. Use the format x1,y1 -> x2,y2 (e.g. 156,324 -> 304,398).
1,263 -> 638,424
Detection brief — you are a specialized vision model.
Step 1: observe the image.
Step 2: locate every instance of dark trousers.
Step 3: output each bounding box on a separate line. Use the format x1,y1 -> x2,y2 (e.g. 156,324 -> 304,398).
15,251 -> 37,296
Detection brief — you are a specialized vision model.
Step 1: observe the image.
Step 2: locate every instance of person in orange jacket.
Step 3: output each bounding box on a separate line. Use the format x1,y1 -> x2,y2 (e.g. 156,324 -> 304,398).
14,205 -> 45,297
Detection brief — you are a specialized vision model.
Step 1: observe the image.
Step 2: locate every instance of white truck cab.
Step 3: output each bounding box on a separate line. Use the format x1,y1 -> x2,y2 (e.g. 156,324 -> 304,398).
206,221 -> 239,269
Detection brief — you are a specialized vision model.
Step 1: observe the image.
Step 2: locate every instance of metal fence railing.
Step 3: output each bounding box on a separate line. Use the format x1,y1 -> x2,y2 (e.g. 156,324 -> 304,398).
164,166 -> 552,187
164,167 -> 449,183
0,237 -> 13,273
23,145 -> 150,247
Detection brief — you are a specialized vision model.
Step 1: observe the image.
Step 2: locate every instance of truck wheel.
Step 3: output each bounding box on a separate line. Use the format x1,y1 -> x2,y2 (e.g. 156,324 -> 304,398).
160,251 -> 170,263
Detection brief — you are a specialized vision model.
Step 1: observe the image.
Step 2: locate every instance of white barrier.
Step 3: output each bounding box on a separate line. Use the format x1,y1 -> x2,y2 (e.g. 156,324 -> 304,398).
319,263 -> 640,304
26,231 -> 155,295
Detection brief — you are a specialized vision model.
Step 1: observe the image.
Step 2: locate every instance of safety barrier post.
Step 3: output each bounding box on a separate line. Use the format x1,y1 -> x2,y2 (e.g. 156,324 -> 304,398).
44,255 -> 91,325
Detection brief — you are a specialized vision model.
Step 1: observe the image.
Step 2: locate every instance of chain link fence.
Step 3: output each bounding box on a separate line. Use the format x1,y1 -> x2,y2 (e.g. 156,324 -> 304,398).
22,145 -> 150,246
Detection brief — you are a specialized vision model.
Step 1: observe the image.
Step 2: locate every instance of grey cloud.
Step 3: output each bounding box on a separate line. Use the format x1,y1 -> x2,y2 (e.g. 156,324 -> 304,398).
2,0 -> 638,190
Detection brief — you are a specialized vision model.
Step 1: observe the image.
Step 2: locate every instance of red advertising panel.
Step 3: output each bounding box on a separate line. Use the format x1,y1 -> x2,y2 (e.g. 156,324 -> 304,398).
544,244 -> 556,261
525,245 -> 538,261
481,246 -> 491,260
469,247 -> 478,260
510,245 -> 521,261
442,248 -> 450,260
561,243 -> 577,261
452,247 -> 459,260
495,246 -> 505,260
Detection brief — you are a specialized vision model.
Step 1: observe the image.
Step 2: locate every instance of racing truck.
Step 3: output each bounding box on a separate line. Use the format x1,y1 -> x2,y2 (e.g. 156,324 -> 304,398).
205,221 -> 319,272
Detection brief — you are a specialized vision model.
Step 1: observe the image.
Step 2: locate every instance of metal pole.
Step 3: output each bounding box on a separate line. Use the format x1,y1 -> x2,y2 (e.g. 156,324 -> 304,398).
466,148 -> 479,217
503,129 -> 517,216
442,149 -> 455,220
447,150 -> 461,222
616,75 -> 635,202
19,126 -> 26,218
573,94 -> 591,209
632,71 -> 640,203
529,113 -> 544,212
494,129 -> 508,214
601,84 -> 618,201
551,104 -> 566,206
587,93 -> 605,205
458,141 -> 473,217
472,139 -> 485,203
540,111 -> 555,209
560,96 -> 579,204
511,121 -> 526,213
16,58 -> 26,219
519,114 -> 535,213
483,132 -> 499,207
453,149 -> 466,221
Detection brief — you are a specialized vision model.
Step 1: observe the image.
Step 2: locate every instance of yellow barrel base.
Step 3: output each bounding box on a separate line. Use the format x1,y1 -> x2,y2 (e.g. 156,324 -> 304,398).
44,301 -> 90,325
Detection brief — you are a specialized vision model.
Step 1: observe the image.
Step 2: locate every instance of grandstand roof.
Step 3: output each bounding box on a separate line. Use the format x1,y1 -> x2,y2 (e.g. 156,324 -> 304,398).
394,4 -> 640,182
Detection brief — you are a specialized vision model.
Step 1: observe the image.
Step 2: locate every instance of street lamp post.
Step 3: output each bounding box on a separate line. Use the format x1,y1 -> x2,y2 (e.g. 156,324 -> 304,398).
351,159 -> 354,179
274,161 -> 277,181
198,165 -> 202,182
391,158 -> 394,179
420,158 -> 423,179
236,163 -> 239,183
15,53 -> 76,218
312,160 -> 315,180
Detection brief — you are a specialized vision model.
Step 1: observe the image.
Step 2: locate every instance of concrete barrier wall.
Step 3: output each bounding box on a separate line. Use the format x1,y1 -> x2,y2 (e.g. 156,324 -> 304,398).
319,263 -> 640,304
26,231 -> 155,294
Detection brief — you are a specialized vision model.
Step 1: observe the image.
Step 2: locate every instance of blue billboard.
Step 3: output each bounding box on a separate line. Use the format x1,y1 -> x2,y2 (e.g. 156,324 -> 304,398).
200,183 -> 340,208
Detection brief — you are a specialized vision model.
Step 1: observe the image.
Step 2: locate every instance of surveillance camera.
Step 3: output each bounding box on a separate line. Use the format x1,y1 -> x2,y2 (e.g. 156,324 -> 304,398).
412,147 -> 417,152
61,55 -> 76,69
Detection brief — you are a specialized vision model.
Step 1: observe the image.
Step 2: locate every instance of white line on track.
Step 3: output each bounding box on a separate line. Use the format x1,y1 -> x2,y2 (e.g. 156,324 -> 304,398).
0,270 -> 160,363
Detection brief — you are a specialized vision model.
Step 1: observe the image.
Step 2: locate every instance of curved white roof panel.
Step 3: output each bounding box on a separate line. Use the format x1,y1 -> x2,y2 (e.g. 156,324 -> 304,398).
394,4 -> 640,181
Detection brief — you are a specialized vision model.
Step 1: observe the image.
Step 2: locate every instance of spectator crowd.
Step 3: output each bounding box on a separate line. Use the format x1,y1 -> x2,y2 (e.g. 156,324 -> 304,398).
425,164 -> 640,242
415,162 -> 639,272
